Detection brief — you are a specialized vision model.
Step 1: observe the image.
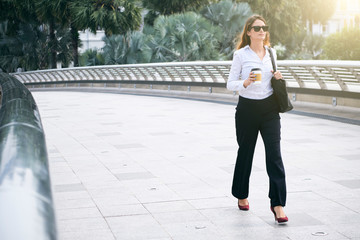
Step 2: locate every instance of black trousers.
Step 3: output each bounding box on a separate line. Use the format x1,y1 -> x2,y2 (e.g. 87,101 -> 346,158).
232,94 -> 286,207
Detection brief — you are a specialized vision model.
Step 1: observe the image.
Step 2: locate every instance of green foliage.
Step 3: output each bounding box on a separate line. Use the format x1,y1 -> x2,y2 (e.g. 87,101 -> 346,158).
79,49 -> 105,66
0,0 -> 356,71
322,28 -> 360,60
241,0 -> 337,58
200,0 -> 252,59
34,0 -> 61,68
142,0 -> 216,15
0,20 -> 73,72
143,10 -> 160,26
102,31 -> 152,64
0,0 -> 63,69
34,0 -> 57,23
142,0 -> 220,26
70,0 -> 142,36
0,22 -> 40,72
0,0 -> 38,36
146,12 -> 223,62
68,0 -> 142,66
238,0 -> 301,46
0,0 -> 144,70
56,27 -> 74,67
300,34 -> 325,59
298,0 -> 337,29
272,44 -> 286,60
279,32 -> 325,60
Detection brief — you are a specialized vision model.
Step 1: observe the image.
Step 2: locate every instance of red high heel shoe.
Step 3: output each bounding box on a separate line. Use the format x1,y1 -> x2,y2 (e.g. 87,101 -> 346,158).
270,206 -> 288,223
238,200 -> 249,211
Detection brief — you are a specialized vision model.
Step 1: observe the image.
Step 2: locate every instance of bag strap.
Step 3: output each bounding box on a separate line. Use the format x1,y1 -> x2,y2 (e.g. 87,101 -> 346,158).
267,47 -> 277,72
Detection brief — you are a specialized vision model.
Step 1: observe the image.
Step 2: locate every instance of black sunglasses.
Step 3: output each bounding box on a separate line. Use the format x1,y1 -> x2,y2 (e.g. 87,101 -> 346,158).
249,26 -> 269,32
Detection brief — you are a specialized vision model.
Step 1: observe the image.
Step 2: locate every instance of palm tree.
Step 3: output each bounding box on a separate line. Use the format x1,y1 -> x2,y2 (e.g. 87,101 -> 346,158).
0,0 -> 44,72
102,31 -> 152,64
201,0 -> 252,59
0,22 -> 22,72
69,0 -> 142,37
32,0 -> 83,67
79,49 -> 105,66
142,0 -> 216,15
68,0 -> 142,66
0,0 -> 75,72
56,27 -> 73,67
0,21 -> 47,72
1,0 -> 142,69
142,0 -> 218,26
34,0 -> 59,68
45,0 -> 82,67
145,12 -> 223,62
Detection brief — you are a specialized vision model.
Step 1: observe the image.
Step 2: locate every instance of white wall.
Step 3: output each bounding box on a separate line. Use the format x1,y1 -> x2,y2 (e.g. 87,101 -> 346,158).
78,29 -> 106,53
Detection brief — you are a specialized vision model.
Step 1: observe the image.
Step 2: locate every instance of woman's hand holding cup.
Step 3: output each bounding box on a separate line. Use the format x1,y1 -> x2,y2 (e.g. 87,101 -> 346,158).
244,72 -> 256,88
244,68 -> 261,88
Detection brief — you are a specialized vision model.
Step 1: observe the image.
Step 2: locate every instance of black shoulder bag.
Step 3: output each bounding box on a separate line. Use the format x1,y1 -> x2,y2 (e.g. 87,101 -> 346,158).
268,48 -> 293,113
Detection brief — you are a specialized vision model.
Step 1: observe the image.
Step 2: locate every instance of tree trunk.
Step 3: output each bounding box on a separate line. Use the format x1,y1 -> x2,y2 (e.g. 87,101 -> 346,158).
49,20 -> 57,69
71,25 -> 79,67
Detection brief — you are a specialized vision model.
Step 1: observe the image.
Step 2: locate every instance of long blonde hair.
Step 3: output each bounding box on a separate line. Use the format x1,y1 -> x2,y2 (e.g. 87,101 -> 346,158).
236,15 -> 271,50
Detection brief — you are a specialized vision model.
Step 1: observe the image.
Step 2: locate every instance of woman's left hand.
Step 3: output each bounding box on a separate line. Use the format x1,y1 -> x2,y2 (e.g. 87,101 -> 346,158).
271,70 -> 283,80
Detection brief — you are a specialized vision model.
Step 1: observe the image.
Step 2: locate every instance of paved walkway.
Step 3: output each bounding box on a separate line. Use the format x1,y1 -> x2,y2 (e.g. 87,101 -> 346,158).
32,91 -> 360,240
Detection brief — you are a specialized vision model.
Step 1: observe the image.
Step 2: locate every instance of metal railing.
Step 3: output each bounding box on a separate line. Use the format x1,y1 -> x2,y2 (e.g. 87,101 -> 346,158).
10,60 -> 360,101
0,72 -> 57,240
279,60 -> 360,99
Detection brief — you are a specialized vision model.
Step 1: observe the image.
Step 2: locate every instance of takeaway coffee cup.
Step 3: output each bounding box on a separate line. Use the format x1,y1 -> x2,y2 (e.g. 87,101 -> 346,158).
251,68 -> 262,85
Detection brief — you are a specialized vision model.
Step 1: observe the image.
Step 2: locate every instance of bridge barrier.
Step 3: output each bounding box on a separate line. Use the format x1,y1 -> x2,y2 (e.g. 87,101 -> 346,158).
0,72 -> 57,240
11,60 -> 360,107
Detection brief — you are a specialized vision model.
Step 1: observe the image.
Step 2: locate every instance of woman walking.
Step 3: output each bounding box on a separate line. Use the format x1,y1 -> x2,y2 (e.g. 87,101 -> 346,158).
227,15 -> 288,223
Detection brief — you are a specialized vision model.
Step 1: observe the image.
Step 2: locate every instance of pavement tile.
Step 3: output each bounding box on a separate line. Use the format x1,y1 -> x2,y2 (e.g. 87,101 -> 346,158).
114,143 -> 146,149
106,214 -> 170,240
152,210 -> 208,225
59,230 -> 115,240
162,221 -> 224,240
58,217 -> 110,232
335,179 -> 360,189
86,185 -> 133,199
337,154 -> 360,161
144,200 -> 195,214
167,182 -> 226,199
308,210 -> 360,225
55,197 -> 96,210
54,183 -> 86,192
278,225 -> 350,240
132,185 -> 184,204
98,203 -> 149,217
93,195 -> 141,208
115,172 -> 156,181
224,229 -> 289,240
263,213 -> 324,228
331,223 -> 360,239
56,207 -> 103,220
187,197 -> 234,209
31,91 -> 360,240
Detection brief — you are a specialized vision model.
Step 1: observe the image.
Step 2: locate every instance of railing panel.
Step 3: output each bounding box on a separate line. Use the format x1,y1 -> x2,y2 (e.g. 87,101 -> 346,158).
10,60 -> 360,101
